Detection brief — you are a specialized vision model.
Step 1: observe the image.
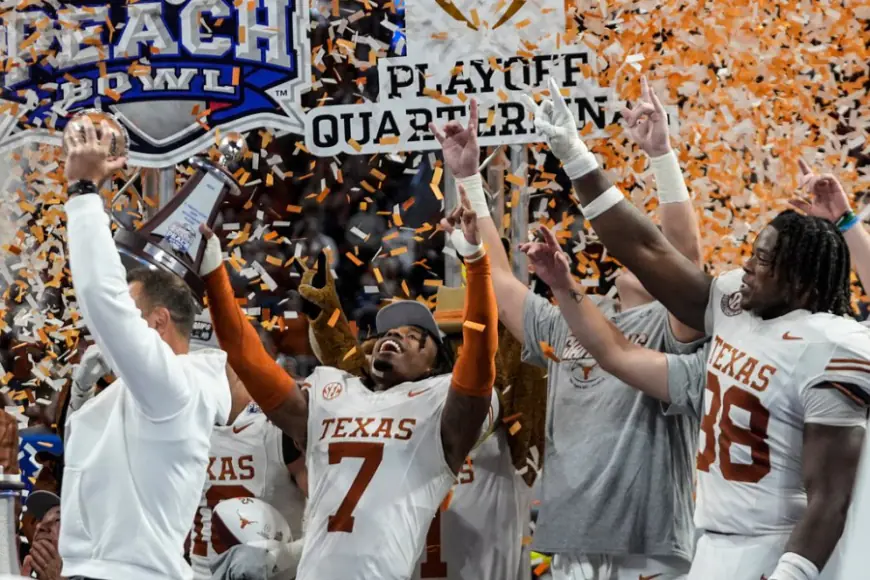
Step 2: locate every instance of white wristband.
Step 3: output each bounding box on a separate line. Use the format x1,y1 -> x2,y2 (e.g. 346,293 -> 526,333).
449,229 -> 484,258
579,186 -> 624,220
649,150 -> 690,204
562,150 -> 599,180
455,174 -> 490,218
770,552 -> 819,580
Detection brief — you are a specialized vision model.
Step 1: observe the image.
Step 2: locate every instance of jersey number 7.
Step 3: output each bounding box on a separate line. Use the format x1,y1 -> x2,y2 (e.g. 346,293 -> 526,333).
328,442 -> 384,533
696,373 -> 771,483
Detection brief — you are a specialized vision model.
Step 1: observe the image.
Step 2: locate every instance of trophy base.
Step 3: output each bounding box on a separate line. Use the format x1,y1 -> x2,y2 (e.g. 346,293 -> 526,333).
115,229 -> 205,304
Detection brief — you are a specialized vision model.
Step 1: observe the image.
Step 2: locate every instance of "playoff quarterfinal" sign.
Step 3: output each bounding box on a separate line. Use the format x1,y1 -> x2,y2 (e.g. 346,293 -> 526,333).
0,0 -> 309,167
304,0 -> 623,156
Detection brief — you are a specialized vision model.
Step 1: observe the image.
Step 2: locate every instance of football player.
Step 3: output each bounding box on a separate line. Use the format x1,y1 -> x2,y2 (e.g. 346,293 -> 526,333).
188,351 -> 307,579
523,80 -> 870,580
196,185 -> 499,580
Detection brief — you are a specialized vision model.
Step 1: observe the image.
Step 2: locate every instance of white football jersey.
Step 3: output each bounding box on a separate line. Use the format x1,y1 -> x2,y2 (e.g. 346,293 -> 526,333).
298,367 -> 498,580
412,428 -> 532,580
697,269 -> 870,535
189,403 -> 306,579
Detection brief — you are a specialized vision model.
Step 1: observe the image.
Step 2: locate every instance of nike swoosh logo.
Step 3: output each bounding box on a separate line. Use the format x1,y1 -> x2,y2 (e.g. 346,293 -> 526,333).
233,422 -> 254,434
782,331 -> 803,340
639,575 -> 663,580
408,389 -> 429,398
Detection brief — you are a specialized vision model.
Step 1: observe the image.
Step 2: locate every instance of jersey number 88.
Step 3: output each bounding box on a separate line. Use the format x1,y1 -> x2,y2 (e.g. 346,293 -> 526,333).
696,372 -> 771,483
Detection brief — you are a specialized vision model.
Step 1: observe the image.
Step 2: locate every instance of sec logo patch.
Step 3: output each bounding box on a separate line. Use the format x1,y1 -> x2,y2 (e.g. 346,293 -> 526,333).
721,291 -> 743,317
322,382 -> 343,400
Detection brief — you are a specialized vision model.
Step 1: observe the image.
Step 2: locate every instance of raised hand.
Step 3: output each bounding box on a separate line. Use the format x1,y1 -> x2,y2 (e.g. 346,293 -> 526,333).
621,76 -> 670,157
430,99 -> 480,178
198,223 -> 224,276
440,185 -> 482,258
73,344 -> 109,391
63,116 -> 127,185
518,225 -> 573,291
790,159 -> 851,223
519,78 -> 596,179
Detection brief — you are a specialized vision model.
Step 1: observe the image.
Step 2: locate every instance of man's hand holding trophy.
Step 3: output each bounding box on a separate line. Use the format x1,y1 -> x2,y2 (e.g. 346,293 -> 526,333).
62,111 -> 129,190
62,109 -> 246,303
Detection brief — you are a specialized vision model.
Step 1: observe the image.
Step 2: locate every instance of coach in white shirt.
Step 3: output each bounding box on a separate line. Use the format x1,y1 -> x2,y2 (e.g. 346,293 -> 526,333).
59,117 -> 231,580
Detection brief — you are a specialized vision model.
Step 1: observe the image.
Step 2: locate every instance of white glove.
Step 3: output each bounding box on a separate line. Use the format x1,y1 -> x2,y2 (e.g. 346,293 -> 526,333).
70,345 -> 109,412
519,77 -> 598,179
200,233 -> 223,276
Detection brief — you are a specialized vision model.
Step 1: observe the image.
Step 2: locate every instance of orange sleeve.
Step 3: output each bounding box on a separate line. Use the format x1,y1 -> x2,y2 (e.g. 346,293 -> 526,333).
450,254 -> 498,397
204,266 -> 296,411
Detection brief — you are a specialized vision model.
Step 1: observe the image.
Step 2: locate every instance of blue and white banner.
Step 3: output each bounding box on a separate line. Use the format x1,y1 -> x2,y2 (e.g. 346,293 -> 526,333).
0,0 -> 310,167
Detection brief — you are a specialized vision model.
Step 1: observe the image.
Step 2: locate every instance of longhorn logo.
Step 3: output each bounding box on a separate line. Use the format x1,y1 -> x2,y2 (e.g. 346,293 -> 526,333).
433,0 -> 529,31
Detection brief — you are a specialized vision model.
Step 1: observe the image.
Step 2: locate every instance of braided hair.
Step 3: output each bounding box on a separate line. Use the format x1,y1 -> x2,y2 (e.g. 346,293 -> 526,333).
768,210 -> 852,316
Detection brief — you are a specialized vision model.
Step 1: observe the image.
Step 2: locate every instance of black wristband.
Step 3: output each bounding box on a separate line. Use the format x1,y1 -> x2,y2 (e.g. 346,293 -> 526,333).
68,180 -> 98,196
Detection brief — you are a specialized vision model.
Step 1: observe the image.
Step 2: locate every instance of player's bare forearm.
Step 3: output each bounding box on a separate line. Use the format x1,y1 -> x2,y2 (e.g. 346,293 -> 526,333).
441,389 -> 494,473
265,391 -> 310,450
480,215 -> 528,342
551,282 -> 671,401
442,254 -> 498,473
659,201 -> 705,341
570,169 -> 712,331
785,421 -> 865,569
844,224 -> 870,297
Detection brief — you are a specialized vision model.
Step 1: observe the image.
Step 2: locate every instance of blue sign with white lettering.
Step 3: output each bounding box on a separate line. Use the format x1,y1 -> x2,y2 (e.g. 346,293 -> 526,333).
0,0 -> 310,167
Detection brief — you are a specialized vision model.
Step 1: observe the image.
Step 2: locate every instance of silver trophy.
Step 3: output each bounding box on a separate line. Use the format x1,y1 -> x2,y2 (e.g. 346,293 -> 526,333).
114,133 -> 247,303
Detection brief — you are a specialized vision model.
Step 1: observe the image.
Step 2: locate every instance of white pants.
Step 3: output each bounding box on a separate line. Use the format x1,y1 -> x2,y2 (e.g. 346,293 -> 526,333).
688,532 -> 789,580
551,553 -> 689,580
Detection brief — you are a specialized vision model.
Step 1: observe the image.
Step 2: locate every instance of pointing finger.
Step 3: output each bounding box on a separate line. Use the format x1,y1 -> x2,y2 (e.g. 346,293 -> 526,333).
468,99 -> 479,136
797,158 -> 812,177
641,76 -> 651,103
519,94 -> 541,116
540,226 -> 560,251
429,122 -> 447,144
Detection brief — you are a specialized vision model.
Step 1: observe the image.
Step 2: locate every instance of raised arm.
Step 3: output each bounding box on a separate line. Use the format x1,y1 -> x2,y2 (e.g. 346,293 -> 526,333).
623,77 -> 704,342
199,227 -> 308,445
438,188 -> 499,474
521,78 -> 712,331
520,226 -> 670,401
64,117 -> 194,419
792,159 -> 870,297
430,101 -> 529,343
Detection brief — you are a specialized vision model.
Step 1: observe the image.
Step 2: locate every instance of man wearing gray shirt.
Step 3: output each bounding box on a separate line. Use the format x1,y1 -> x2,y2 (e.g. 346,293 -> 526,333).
430,78 -> 705,579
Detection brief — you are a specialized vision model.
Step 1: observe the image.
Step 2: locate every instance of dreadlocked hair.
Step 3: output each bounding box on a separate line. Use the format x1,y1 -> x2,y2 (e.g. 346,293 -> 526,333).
768,209 -> 852,316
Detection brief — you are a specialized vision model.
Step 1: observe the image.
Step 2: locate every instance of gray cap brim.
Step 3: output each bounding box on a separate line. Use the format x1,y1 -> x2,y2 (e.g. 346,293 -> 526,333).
376,301 -> 442,344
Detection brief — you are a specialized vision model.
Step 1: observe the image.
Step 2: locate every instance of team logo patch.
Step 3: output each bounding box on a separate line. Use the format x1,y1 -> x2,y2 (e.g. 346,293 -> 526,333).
721,291 -> 743,317
0,0 -> 309,167
322,382 -> 343,400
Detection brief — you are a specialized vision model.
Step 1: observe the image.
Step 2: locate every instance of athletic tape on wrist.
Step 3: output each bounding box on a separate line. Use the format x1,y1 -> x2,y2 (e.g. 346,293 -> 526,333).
649,150 -> 690,204
455,174 -> 490,218
561,150 -> 599,180
449,229 -> 484,258
580,186 -> 624,221
770,552 -> 819,580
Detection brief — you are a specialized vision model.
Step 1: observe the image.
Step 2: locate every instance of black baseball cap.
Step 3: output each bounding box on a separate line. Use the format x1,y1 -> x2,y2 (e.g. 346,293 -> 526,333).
25,490 -> 60,520
376,301 -> 443,344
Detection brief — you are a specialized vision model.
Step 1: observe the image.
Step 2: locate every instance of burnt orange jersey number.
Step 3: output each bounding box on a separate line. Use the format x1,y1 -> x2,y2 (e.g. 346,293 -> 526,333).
327,442 -> 385,533
697,372 -> 771,483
